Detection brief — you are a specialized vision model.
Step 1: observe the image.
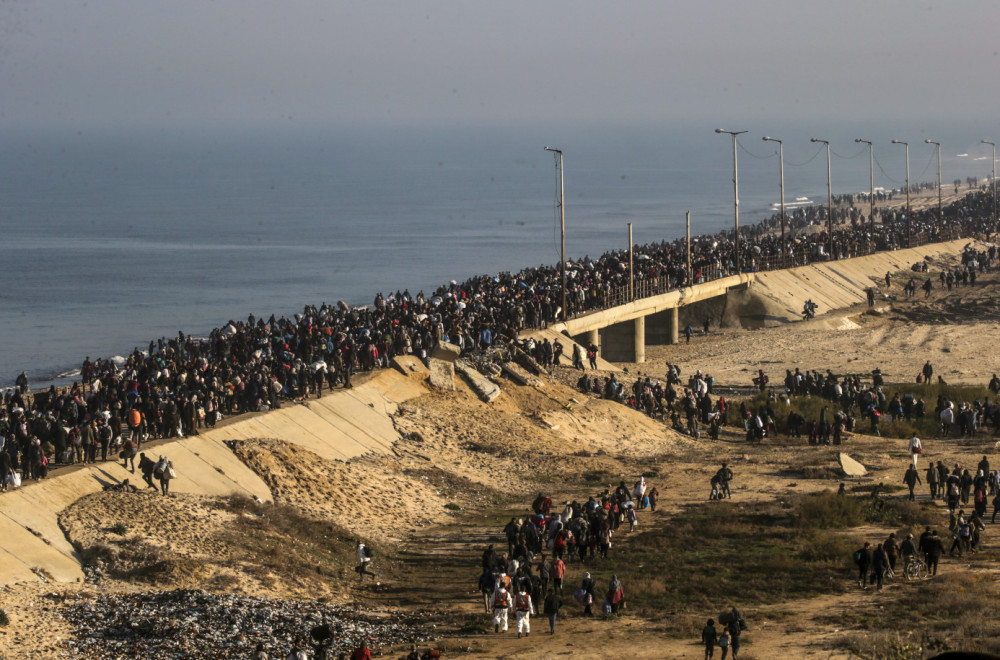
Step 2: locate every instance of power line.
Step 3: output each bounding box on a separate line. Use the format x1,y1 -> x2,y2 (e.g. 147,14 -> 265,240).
873,152 -> 904,187
737,141 -> 774,160
784,144 -> 825,168
830,145 -> 866,160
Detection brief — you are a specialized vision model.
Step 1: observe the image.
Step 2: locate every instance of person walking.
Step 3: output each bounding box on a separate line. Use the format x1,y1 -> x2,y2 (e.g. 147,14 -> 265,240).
883,533 -> 900,576
606,574 -> 626,614
579,572 -> 596,616
908,434 -> 922,468
702,618 -> 718,660
724,608 -> 744,660
871,542 -> 887,590
718,628 -> 731,660
903,464 -> 922,501
921,530 -> 944,576
356,540 -> 376,581
543,588 -> 562,635
514,586 -> 534,638
855,541 -> 873,589
926,463 -> 939,499
551,556 -> 566,595
492,587 -> 511,633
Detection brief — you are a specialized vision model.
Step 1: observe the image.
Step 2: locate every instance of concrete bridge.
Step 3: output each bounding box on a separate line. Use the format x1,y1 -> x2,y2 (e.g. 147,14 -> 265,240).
551,273 -> 755,363
547,237 -> 974,364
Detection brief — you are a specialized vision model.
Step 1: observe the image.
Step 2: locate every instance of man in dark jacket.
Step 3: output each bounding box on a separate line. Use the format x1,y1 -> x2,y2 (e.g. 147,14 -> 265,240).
903,464 -> 922,501
543,589 -> 562,635
138,452 -> 157,490
855,541 -> 873,589
921,529 -> 944,576
871,543 -> 888,590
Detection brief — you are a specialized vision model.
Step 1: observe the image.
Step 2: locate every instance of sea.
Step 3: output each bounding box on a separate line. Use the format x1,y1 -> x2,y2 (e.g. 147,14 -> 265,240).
1,121 -> 994,389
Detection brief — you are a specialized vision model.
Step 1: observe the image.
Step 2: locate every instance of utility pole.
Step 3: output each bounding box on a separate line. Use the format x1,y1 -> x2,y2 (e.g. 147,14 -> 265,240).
544,147 -> 567,321
811,138 -> 833,259
762,137 -> 786,263
925,139 -> 942,226
715,129 -> 747,273
891,140 -> 911,246
686,211 -> 692,285
628,223 -> 634,301
856,139 -> 874,252
984,140 -> 997,232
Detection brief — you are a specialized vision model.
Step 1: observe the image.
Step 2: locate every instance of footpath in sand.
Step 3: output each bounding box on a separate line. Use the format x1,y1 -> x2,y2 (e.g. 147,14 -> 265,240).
2,239 -> 1000,658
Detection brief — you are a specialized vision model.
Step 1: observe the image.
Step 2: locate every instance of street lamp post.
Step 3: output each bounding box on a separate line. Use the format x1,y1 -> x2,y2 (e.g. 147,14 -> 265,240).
811,138 -> 834,259
925,139 -> 942,226
762,136 -> 786,265
983,140 -> 997,232
891,140 -> 911,246
716,129 -> 747,273
544,146 -> 567,321
856,139 -> 874,252
628,223 -> 634,301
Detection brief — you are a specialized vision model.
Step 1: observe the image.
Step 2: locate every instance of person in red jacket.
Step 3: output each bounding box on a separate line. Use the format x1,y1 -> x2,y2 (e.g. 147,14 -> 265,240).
351,639 -> 372,660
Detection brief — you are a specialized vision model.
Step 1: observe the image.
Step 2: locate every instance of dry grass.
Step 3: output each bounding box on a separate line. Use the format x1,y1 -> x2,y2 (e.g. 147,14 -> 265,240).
829,572 -> 1000,656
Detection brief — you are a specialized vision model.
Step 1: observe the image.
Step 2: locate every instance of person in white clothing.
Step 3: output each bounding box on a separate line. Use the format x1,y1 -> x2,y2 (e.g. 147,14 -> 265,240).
492,587 -> 511,633
356,540 -> 375,581
514,588 -> 535,638
908,434 -> 923,468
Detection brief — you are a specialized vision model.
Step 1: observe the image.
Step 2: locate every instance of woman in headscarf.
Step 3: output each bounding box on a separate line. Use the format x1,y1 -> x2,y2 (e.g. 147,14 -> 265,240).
606,574 -> 626,614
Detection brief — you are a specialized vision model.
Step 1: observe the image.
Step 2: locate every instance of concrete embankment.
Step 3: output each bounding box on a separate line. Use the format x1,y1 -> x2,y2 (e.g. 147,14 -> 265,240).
737,238 -> 974,325
0,367 -> 429,585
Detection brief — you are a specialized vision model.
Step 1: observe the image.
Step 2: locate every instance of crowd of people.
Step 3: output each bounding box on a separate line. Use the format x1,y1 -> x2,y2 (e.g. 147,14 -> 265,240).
478,479 -> 656,637
1,178 -> 995,492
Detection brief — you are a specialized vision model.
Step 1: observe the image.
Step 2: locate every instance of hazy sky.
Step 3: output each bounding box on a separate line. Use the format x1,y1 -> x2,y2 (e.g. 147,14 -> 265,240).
2,0 -> 999,130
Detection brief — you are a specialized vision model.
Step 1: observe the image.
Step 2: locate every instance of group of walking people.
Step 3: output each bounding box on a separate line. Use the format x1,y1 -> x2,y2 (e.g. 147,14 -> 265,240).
478,479 -> 653,637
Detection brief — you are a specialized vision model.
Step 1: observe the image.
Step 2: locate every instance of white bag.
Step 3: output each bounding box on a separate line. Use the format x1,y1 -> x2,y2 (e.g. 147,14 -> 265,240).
6,471 -> 22,489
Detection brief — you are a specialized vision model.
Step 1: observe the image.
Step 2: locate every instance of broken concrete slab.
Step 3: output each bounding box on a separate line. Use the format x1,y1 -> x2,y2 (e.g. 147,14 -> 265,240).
392,355 -> 429,377
838,452 -> 867,477
428,359 -> 456,391
455,359 -> 502,402
501,362 -> 544,388
431,341 -> 461,363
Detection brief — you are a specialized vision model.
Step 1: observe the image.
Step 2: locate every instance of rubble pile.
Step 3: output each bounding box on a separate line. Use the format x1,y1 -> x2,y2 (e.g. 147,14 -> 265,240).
63,589 -> 431,658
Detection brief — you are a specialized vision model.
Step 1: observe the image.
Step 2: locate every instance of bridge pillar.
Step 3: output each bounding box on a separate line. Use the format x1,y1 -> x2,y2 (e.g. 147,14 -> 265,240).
647,307 -> 679,345
634,316 -> 645,363
601,317 -> 645,363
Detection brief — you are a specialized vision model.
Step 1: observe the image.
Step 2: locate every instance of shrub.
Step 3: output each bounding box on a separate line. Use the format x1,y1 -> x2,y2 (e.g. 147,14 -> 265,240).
792,492 -> 863,528
110,522 -> 129,536
0,608 -> 8,627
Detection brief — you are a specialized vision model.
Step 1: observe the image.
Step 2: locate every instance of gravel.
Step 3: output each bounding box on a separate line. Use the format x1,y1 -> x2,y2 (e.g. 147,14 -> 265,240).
61,589 -> 432,658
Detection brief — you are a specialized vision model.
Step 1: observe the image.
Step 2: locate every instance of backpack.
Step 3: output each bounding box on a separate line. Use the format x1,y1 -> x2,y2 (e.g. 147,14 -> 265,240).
853,550 -> 862,565
363,545 -> 373,558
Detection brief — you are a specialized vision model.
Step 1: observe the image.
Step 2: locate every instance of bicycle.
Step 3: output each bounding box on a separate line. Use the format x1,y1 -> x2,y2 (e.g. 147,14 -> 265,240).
903,555 -> 928,580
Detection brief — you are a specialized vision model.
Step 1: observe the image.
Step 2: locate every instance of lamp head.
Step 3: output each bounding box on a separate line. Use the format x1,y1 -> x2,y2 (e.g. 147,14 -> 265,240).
715,128 -> 725,134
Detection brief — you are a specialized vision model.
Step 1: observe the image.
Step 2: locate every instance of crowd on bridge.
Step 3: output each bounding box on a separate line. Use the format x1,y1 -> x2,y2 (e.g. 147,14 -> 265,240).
1,182 -> 997,491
